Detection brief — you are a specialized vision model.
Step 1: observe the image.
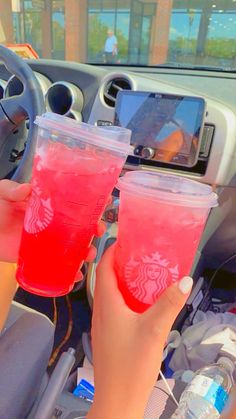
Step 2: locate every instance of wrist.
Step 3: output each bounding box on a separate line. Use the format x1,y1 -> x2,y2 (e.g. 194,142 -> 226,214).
0,262 -> 18,332
87,394 -> 146,419
0,262 -> 17,280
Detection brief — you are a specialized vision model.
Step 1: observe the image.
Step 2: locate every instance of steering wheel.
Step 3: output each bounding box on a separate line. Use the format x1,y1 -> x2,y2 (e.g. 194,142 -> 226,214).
0,45 -> 45,183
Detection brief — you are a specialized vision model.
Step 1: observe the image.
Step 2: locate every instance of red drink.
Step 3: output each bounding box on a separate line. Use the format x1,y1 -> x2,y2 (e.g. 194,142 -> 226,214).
16,113 -> 131,296
115,171 -> 218,312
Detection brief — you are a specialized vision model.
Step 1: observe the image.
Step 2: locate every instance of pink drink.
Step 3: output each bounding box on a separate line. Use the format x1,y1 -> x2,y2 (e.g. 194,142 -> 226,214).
115,172 -> 218,312
16,113 -> 131,297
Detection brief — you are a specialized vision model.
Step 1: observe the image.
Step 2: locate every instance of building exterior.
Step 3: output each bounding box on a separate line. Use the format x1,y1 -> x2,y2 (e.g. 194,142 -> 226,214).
0,0 -> 236,67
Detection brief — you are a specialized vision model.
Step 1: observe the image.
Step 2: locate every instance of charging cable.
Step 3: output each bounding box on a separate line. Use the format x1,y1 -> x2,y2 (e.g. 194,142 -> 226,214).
159,370 -> 179,407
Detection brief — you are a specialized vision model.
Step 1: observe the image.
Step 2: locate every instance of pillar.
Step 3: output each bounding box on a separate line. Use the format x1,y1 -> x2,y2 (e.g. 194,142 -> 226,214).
42,0 -> 52,58
0,0 -> 14,44
149,0 -> 173,65
195,3 -> 211,64
65,0 -> 88,62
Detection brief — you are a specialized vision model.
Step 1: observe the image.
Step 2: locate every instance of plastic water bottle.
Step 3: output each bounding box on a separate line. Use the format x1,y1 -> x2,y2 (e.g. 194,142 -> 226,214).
171,357 -> 235,418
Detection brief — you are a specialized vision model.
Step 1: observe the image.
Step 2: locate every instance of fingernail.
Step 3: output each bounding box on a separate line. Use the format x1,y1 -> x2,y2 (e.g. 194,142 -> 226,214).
178,276 -> 193,295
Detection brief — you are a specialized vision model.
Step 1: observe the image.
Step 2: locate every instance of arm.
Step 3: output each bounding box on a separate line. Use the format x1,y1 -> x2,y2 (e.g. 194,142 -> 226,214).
0,179 -> 106,332
87,245 -> 192,419
0,181 -> 31,332
0,262 -> 18,332
221,386 -> 236,418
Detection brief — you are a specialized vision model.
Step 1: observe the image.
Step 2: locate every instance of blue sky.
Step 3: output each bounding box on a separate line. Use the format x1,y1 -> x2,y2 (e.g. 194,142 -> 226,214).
170,11 -> 236,40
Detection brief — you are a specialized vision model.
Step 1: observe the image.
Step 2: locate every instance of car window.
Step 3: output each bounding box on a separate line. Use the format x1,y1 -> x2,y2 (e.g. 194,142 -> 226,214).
0,0 -> 235,71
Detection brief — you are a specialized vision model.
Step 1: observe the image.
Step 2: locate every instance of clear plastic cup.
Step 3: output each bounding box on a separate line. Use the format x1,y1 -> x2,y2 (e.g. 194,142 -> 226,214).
16,112 -> 131,297
114,171 -> 218,313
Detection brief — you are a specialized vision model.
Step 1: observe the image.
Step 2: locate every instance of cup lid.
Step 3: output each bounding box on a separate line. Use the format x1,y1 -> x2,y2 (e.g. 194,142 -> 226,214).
117,171 -> 218,208
35,112 -> 133,155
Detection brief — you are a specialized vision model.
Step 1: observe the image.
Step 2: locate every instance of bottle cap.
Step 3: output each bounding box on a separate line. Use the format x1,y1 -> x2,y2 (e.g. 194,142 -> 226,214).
217,357 -> 235,374
182,370 -> 195,383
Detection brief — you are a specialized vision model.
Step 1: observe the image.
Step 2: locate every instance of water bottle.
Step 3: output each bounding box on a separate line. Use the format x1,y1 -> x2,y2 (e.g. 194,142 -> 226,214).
171,357 -> 235,418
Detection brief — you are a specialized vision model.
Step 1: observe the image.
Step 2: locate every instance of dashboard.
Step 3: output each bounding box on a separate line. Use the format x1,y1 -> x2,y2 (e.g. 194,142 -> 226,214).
0,59 -> 236,189
1,59 -> 236,272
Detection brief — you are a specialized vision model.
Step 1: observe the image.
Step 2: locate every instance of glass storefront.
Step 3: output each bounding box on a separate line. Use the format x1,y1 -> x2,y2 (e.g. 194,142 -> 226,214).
169,1 -> 236,67
1,0 -> 236,68
52,0 -> 65,59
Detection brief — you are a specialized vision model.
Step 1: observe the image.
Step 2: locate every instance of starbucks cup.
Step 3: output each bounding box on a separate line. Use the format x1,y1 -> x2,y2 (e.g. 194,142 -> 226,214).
16,112 -> 131,297
114,171 -> 218,312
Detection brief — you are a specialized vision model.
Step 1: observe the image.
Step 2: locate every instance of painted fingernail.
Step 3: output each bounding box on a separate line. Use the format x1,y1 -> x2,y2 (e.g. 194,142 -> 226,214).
178,276 -> 193,295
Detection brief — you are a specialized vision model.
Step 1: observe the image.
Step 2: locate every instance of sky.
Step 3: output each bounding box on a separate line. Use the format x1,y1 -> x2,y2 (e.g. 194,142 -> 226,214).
170,11 -> 236,40
53,8 -> 236,42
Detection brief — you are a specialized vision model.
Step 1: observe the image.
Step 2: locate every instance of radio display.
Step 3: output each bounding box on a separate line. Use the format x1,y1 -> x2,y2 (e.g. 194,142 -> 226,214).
114,91 -> 206,167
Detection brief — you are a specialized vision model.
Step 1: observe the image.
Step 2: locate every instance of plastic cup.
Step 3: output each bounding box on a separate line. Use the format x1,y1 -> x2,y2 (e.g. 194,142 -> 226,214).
114,171 -> 218,313
16,112 -> 131,297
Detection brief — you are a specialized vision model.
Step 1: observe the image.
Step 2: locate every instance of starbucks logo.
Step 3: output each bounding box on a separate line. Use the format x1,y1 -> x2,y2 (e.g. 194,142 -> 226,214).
24,184 -> 54,234
124,252 -> 179,304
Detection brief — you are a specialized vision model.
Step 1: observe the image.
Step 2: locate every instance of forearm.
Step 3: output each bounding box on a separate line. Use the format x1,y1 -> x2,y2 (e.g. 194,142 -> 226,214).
0,262 -> 17,332
87,400 -> 145,419
87,388 -> 149,419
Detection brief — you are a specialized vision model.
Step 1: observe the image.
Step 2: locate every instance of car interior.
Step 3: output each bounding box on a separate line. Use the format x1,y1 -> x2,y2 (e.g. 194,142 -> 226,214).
0,0 -> 236,418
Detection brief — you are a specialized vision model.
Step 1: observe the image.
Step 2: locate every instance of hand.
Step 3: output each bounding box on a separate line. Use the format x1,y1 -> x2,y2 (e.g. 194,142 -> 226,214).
0,180 -> 31,263
221,386 -> 236,418
0,179 -> 106,264
88,245 -> 193,419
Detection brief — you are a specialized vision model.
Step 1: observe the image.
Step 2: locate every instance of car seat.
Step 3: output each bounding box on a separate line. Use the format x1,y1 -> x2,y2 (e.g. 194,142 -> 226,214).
0,301 -> 55,419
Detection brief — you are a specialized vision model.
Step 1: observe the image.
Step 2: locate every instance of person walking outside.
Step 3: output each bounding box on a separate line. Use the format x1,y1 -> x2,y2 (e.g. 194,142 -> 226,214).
104,28 -> 118,64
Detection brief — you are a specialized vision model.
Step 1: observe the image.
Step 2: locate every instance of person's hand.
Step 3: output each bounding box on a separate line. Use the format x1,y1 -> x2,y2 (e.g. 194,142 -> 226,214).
88,245 -> 193,419
0,180 -> 31,263
0,179 -> 106,264
221,386 -> 236,418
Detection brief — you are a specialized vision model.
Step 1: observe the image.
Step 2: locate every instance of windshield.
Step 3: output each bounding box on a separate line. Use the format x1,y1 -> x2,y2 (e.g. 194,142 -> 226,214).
0,0 -> 236,71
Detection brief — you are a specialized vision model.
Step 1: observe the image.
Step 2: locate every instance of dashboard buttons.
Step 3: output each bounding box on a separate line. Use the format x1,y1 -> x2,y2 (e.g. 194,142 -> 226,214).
199,125 -> 215,158
141,147 -> 156,160
96,120 -> 113,126
134,145 -> 155,159
134,145 -> 143,156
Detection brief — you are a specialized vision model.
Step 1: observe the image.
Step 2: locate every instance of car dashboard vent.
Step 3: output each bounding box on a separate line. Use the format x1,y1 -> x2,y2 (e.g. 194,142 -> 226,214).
104,78 -> 132,107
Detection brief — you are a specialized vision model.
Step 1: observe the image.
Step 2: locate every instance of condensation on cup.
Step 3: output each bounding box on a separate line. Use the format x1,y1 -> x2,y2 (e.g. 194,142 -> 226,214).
16,112 -> 132,297
114,171 -> 218,313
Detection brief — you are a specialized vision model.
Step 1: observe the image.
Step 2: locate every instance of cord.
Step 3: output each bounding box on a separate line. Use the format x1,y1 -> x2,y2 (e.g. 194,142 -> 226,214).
48,295 -> 73,367
52,297 -> 58,326
159,370 -> 179,407
191,252 -> 236,325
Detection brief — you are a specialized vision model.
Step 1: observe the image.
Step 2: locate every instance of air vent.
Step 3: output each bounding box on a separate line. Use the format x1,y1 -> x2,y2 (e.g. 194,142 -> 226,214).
104,77 -> 132,107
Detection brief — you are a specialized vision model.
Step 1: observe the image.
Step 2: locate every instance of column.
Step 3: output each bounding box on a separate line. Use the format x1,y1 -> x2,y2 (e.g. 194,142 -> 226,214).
195,3 -> 211,64
42,0 -> 52,58
149,0 -> 173,65
0,0 -> 14,44
65,0 -> 88,62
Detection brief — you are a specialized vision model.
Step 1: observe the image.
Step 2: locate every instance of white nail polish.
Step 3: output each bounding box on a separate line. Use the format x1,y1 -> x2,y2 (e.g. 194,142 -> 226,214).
178,276 -> 193,295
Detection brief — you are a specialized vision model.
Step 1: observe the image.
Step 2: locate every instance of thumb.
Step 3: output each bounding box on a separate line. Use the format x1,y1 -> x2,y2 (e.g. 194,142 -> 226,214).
143,276 -> 193,336
0,180 -> 31,202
